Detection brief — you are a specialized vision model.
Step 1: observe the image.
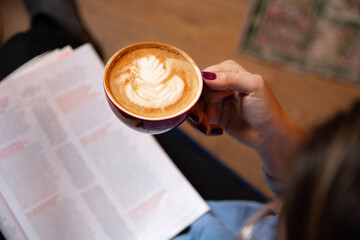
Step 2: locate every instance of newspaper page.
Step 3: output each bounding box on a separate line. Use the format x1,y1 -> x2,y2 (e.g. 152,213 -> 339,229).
0,44 -> 209,240
0,46 -> 73,240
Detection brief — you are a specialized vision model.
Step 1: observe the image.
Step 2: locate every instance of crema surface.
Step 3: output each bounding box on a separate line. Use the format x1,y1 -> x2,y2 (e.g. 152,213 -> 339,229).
108,47 -> 199,118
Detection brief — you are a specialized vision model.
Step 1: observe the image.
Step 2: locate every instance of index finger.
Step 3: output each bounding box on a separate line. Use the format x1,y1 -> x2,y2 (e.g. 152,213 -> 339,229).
203,60 -> 247,73
204,71 -> 264,95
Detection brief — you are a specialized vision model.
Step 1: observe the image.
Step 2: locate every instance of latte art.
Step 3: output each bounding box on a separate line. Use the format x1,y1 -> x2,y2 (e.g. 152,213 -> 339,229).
107,45 -> 200,118
126,56 -> 185,109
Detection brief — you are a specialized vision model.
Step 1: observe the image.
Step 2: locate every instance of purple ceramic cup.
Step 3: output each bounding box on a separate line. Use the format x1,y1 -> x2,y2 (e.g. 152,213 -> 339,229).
103,42 -> 203,134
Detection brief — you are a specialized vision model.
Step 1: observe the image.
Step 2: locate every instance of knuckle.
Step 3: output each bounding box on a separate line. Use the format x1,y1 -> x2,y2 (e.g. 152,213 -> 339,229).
253,74 -> 263,83
223,59 -> 236,65
252,74 -> 265,89
221,71 -> 232,84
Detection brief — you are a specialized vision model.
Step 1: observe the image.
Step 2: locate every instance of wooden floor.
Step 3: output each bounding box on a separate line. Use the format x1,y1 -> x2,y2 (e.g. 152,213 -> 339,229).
2,0 -> 360,197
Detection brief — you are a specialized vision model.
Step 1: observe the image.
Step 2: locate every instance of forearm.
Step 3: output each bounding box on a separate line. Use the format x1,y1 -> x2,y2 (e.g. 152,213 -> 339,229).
255,113 -> 307,182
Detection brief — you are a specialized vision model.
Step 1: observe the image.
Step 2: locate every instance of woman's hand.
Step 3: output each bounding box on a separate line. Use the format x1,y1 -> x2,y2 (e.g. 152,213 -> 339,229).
188,60 -> 306,181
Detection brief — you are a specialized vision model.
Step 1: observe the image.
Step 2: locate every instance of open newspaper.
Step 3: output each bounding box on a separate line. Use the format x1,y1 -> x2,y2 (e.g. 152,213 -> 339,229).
0,44 -> 209,240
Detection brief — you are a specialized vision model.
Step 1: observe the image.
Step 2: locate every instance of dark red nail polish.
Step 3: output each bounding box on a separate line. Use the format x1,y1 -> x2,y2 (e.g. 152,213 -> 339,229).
222,95 -> 234,102
197,124 -> 207,134
201,72 -> 217,80
189,113 -> 199,124
211,128 -> 223,135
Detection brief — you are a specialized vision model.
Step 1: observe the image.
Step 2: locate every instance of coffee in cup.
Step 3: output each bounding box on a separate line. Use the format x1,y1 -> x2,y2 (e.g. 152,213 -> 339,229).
104,42 -> 203,134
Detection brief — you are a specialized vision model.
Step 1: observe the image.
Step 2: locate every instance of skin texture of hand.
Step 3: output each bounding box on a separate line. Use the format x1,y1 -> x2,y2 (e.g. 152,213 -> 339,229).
189,60 -> 307,181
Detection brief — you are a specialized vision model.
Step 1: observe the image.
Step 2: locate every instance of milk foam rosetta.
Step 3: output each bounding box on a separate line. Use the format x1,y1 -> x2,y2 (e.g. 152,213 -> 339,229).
126,55 -> 185,109
108,47 -> 199,118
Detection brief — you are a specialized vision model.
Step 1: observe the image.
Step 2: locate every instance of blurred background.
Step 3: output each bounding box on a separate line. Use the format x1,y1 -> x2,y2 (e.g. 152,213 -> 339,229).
1,0 -> 360,198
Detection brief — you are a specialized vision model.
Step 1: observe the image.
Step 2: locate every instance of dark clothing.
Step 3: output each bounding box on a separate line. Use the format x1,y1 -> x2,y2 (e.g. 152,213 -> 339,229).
0,15 -> 86,80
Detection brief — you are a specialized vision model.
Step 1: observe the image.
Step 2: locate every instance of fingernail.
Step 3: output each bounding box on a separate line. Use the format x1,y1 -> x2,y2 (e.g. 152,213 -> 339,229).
211,128 -> 223,135
201,72 -> 217,80
222,95 -> 234,102
197,124 -> 207,134
189,113 -> 199,124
